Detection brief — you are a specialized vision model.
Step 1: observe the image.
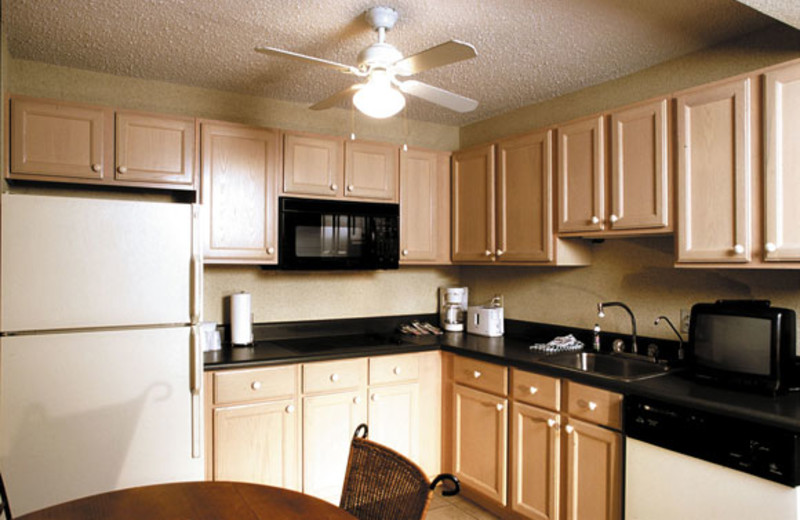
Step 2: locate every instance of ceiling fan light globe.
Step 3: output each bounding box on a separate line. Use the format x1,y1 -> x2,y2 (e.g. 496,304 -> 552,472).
353,78 -> 405,119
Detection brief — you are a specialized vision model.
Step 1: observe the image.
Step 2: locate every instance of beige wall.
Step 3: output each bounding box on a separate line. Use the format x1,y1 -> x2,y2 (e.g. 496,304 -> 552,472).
461,24 -> 800,148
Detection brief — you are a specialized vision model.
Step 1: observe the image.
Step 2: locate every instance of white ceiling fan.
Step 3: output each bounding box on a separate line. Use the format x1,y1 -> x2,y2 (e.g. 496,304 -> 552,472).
255,6 -> 479,119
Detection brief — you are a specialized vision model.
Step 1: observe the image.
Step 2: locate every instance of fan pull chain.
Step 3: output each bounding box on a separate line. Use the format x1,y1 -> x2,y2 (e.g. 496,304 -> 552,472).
350,101 -> 356,141
402,105 -> 408,152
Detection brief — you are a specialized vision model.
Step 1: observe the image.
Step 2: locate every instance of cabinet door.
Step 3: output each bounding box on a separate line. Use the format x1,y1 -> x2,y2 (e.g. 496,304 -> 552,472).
564,419 -> 621,520
676,78 -> 752,263
610,99 -> 670,231
399,149 -> 451,264
201,123 -> 279,263
303,390 -> 367,505
557,115 -> 605,233
344,141 -> 398,201
497,130 -> 553,262
510,402 -> 560,520
452,144 -> 496,262
368,383 -> 420,462
283,132 -> 344,197
453,384 -> 507,506
213,399 -> 300,490
764,63 -> 800,261
115,112 -> 195,187
10,98 -> 110,180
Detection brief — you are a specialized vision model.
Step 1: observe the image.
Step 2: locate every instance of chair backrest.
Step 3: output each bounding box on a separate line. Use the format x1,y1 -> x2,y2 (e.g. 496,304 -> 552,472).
0,472 -> 13,519
339,425 -> 433,520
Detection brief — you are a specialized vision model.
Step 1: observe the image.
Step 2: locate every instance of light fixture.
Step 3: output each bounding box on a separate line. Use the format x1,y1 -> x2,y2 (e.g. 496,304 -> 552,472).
352,69 -> 405,119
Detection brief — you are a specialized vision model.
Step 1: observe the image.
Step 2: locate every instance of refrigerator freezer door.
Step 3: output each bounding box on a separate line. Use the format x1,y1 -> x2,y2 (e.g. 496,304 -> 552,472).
0,194 -> 193,332
0,327 -> 203,516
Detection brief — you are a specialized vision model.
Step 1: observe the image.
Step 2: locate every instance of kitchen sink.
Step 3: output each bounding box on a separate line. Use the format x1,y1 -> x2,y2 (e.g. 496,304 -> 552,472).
536,351 -> 672,382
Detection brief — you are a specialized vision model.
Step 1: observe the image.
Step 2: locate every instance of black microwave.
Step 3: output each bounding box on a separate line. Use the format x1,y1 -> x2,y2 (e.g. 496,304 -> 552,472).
278,197 -> 399,270
687,300 -> 798,394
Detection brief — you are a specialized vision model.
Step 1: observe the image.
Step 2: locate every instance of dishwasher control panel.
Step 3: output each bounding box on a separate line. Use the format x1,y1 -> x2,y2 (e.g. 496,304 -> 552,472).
625,395 -> 800,486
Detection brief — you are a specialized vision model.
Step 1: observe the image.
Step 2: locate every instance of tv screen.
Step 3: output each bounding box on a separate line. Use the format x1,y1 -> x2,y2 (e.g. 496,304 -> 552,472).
693,314 -> 772,376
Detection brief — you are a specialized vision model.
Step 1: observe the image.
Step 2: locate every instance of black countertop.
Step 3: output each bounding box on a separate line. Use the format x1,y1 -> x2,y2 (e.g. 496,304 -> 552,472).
204,314 -> 800,433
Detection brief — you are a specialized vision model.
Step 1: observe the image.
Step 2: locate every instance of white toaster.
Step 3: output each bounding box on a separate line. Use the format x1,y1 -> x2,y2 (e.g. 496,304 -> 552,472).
467,305 -> 504,337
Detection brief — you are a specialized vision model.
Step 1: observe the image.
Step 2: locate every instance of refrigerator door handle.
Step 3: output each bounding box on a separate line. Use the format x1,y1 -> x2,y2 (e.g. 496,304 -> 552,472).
190,326 -> 202,459
191,255 -> 202,324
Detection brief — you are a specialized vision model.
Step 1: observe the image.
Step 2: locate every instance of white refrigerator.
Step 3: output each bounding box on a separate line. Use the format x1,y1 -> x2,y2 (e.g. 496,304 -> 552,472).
0,193 -> 204,516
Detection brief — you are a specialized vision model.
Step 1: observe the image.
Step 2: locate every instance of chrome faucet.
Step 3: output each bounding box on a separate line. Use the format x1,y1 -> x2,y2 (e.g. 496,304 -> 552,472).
597,302 -> 638,354
654,316 -> 685,360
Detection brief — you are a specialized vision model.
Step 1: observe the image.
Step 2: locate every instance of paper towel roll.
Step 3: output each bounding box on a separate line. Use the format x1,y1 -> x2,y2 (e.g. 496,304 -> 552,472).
231,292 -> 253,346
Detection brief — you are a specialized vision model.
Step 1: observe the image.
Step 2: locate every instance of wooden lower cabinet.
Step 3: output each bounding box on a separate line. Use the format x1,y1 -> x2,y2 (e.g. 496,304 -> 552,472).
303,389 -> 367,504
564,418 -> 622,520
213,399 -> 300,490
453,384 -> 508,506
511,402 -> 560,520
368,382 -> 419,462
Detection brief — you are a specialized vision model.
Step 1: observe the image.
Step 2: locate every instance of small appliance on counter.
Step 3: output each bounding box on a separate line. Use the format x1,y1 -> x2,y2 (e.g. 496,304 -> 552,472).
439,287 -> 468,332
467,295 -> 504,337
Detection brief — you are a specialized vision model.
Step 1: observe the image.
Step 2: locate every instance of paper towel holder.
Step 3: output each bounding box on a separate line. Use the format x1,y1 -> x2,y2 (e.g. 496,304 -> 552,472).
230,291 -> 254,347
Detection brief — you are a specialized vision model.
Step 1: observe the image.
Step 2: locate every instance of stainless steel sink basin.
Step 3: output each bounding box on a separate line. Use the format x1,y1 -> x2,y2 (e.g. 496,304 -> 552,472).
537,352 -> 672,382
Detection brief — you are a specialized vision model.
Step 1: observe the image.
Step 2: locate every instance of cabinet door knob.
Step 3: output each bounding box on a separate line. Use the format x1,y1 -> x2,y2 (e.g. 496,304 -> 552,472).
402,249 -> 409,256
496,249 -> 504,257
547,418 -> 556,428
591,216 -> 600,225
91,164 -> 102,173
393,366 -> 402,375
371,393 -> 379,402
251,381 -> 262,391
330,184 -> 338,191
609,214 -> 618,223
496,403 -> 504,412
285,404 -> 295,414
330,373 -> 340,383
566,424 -> 575,434
473,370 -> 482,379
347,185 -> 355,192
353,396 -> 361,405
529,386 -> 538,395
117,166 -> 127,174
733,244 -> 745,255
484,250 -> 493,257
765,242 -> 777,253
267,246 -> 275,255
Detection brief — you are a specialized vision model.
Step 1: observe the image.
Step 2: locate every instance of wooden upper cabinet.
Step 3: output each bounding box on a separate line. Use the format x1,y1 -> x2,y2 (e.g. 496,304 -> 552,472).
399,148 -> 451,264
764,62 -> 800,262
201,122 -> 280,264
497,131 -> 553,262
610,98 -> 670,232
452,144 -> 496,262
676,77 -> 752,263
283,132 -> 344,197
9,98 -> 111,181
557,115 -> 605,234
115,111 -> 194,186
344,140 -> 398,201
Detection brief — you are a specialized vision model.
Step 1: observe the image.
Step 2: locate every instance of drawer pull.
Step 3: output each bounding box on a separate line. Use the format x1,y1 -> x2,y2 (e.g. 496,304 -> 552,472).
566,425 -> 574,434
353,396 -> 361,405
330,373 -> 340,383
529,386 -> 538,395
393,366 -> 402,375
285,404 -> 295,414
496,403 -> 504,412
588,401 -> 598,411
473,370 -> 482,379
251,381 -> 262,391
547,418 -> 556,428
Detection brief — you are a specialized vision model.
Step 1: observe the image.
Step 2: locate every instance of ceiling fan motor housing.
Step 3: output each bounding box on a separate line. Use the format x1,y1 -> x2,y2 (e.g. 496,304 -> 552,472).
358,43 -> 403,70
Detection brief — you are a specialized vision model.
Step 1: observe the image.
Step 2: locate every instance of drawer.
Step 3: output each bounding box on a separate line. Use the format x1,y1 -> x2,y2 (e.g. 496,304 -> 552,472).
214,365 -> 297,405
511,369 -> 560,411
566,381 -> 622,429
303,358 -> 367,394
369,353 -> 420,385
453,356 -> 507,396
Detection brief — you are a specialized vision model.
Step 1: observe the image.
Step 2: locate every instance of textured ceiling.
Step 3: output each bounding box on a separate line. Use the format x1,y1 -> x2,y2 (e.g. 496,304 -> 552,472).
1,0 -> 780,126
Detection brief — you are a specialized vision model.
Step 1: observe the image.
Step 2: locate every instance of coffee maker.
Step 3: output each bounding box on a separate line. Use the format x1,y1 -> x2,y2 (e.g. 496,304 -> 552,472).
439,287 -> 469,332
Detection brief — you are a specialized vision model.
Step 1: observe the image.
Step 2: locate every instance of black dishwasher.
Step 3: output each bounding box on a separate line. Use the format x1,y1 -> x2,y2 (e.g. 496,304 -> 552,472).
625,395 -> 800,486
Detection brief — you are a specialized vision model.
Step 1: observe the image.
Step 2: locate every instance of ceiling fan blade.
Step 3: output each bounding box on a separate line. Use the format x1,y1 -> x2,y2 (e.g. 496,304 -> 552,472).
255,46 -> 359,75
309,84 -> 362,110
398,80 -> 478,113
393,40 -> 477,76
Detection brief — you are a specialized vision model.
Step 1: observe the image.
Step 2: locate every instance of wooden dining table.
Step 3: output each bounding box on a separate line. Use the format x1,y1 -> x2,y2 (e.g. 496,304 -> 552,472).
16,481 -> 358,520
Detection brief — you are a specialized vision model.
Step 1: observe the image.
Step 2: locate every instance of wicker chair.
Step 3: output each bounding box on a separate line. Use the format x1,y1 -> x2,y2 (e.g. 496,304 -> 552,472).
0,472 -> 12,519
339,424 -> 459,520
